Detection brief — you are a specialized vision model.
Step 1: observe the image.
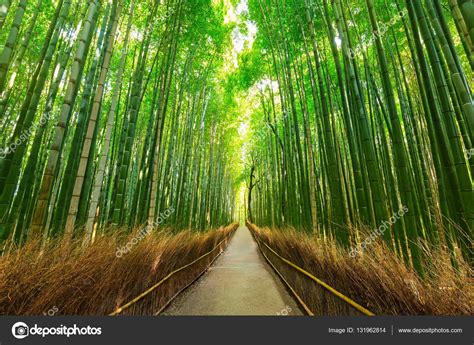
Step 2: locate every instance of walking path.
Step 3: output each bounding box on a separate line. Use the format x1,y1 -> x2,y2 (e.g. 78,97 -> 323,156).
162,226 -> 302,315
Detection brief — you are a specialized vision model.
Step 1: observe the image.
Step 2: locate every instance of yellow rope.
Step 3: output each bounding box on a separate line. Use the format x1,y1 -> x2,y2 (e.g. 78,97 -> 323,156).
110,226 -> 374,317
154,245 -> 226,315
109,237 -> 228,316
257,238 -> 375,316
254,237 -> 315,315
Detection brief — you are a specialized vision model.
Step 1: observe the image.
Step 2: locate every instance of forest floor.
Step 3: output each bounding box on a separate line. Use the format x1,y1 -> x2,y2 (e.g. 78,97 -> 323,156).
162,226 -> 303,315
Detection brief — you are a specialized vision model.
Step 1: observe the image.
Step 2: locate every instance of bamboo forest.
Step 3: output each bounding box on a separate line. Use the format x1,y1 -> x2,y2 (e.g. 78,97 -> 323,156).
0,0 -> 472,317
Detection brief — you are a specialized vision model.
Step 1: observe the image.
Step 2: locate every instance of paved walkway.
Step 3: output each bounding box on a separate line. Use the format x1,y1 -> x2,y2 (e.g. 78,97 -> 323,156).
162,226 -> 302,315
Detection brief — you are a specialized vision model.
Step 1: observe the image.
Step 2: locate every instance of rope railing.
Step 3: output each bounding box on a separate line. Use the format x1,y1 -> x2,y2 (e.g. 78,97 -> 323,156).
110,225 -> 374,317
109,236 -> 230,316
250,228 -> 375,316
253,234 -> 314,316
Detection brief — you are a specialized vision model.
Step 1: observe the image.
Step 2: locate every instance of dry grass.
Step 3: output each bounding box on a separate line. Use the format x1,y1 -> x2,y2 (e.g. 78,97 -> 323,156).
248,222 -> 473,315
0,223 -> 238,315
